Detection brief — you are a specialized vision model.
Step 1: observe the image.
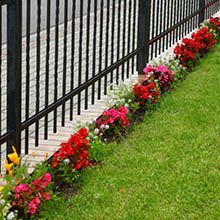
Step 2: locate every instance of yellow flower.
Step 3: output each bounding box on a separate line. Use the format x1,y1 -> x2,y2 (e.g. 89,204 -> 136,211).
4,160 -> 13,172
32,152 -> 36,157
45,152 -> 49,159
0,186 -> 3,192
8,170 -> 13,176
8,146 -> 20,165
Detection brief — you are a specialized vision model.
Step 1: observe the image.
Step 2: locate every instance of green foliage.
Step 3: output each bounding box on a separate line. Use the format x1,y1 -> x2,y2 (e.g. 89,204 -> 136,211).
89,139 -> 108,162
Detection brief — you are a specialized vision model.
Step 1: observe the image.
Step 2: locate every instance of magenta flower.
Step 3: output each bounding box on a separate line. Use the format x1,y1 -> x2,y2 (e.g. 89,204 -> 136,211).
155,65 -> 169,73
14,183 -> 29,193
143,64 -> 155,74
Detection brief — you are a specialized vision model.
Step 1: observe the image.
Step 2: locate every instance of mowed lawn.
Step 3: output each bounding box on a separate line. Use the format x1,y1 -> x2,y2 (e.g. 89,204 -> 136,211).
40,45 -> 220,220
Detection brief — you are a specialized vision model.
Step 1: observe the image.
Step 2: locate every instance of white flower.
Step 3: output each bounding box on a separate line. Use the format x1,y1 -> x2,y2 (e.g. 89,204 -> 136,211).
100,124 -> 105,129
124,103 -> 129,108
94,128 -> 100,135
105,125 -> 110,130
7,212 -> 16,220
3,206 -> 9,216
63,159 -> 70,164
0,199 -> 5,205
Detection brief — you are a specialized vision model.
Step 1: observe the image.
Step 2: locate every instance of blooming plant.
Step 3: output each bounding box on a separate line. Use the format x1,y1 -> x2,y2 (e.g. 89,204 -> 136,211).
0,147 -> 52,219
11,173 -> 52,218
107,82 -> 135,109
133,80 -> 160,107
191,27 -> 216,55
174,38 -> 200,69
204,17 -> 220,41
52,128 -> 90,171
95,106 -> 130,140
143,64 -> 176,93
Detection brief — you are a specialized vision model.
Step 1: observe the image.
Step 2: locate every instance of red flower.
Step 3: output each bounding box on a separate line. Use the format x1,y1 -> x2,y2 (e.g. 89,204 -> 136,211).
210,17 -> 220,27
77,127 -> 88,137
174,26 -> 217,69
191,27 -> 216,54
52,128 -> 91,170
134,81 -> 160,105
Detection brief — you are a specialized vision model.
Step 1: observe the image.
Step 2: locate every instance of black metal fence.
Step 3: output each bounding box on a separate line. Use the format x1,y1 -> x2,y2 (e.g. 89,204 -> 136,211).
0,0 -> 220,170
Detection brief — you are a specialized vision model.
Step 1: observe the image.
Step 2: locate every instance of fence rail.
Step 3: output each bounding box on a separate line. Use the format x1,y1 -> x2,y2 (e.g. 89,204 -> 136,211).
0,0 -> 220,171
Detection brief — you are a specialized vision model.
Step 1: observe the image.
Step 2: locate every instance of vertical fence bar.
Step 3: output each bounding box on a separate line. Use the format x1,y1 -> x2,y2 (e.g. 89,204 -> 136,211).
70,0 -> 76,121
53,0 -> 60,133
199,0 -> 206,23
44,0 -> 51,139
132,0 -> 137,74
116,0 -> 121,84
159,0 -> 163,54
121,0 -> 127,81
110,0 -> 116,83
166,0 -> 171,49
154,0 -> 159,57
25,0 -> 31,153
104,0 -> 110,94
35,0 -> 41,146
77,0 -> 83,114
91,0 -> 97,105
62,0 -> 68,125
137,0 -> 151,73
126,0 -> 132,78
7,0 -> 22,154
151,0 -> 156,58
175,0 -> 180,41
85,0 -> 91,109
98,0 -> 104,100
162,0 -> 166,52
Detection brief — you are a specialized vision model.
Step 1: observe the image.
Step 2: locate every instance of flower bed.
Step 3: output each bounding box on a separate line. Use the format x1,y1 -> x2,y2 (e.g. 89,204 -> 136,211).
0,17 -> 220,220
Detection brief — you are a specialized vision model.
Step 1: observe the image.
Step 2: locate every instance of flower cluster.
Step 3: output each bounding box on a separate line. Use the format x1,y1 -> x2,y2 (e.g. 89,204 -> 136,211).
174,38 -> 200,68
11,173 -> 51,217
207,17 -> 220,40
107,82 -> 134,109
96,106 -> 130,128
52,128 -> 90,170
210,17 -> 220,28
174,22 -> 218,69
133,80 -> 160,106
191,27 -> 216,54
143,64 -> 176,93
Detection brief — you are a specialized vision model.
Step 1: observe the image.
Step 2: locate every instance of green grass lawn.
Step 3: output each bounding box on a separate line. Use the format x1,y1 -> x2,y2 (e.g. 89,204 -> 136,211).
40,45 -> 220,220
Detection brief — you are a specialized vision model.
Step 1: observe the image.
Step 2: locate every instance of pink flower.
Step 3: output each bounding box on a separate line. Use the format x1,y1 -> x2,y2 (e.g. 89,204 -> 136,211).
143,64 -> 155,74
96,106 -> 130,128
28,197 -> 41,215
155,65 -> 169,73
14,183 -> 29,193
14,193 -> 20,199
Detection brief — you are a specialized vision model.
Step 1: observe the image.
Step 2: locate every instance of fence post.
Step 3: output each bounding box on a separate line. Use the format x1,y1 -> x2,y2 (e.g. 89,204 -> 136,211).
137,0 -> 151,74
7,0 -> 22,155
199,0 -> 206,24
